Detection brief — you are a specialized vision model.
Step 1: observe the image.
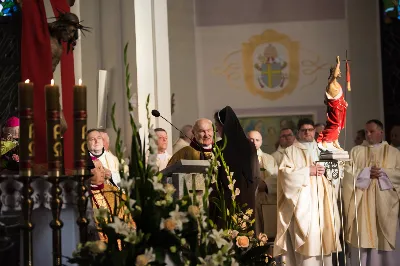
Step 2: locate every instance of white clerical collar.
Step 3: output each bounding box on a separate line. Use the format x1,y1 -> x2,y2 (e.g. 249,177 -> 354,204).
157,151 -> 169,160
362,140 -> 387,148
202,144 -> 212,149
257,149 -> 263,156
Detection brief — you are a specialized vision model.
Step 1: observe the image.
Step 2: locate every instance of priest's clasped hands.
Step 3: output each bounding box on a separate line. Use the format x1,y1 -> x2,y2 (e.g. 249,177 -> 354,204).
370,166 -> 383,179
310,163 -> 325,176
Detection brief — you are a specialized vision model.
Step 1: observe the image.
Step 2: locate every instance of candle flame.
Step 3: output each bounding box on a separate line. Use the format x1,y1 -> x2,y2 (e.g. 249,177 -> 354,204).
51,79 -> 55,85
79,79 -> 82,86
25,79 -> 30,83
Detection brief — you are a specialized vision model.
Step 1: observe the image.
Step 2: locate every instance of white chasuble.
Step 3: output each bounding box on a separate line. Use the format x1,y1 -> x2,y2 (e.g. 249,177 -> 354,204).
274,141 -> 341,258
343,141 -> 400,251
98,151 -> 122,186
255,149 -> 278,236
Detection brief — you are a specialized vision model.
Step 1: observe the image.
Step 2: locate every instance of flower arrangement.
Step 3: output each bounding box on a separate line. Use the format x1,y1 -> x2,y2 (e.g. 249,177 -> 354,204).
68,44 -> 278,266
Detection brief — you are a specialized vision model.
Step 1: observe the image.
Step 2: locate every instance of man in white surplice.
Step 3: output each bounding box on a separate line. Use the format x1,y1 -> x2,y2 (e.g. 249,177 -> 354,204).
247,130 -> 278,236
274,118 -> 341,266
87,129 -> 120,187
343,119 -> 400,266
155,128 -> 172,172
98,130 -> 122,186
271,127 -> 295,165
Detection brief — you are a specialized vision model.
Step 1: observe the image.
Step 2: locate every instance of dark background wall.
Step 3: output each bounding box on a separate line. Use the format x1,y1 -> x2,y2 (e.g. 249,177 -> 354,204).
380,2 -> 400,139
0,13 -> 20,125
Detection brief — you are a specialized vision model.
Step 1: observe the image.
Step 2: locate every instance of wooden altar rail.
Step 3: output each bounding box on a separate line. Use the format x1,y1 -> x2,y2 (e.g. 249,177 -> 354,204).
0,173 -> 91,266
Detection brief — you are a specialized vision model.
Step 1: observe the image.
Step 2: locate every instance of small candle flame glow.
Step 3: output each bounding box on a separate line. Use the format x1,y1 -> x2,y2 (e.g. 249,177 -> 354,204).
25,79 -> 30,83
78,79 -> 82,86
51,79 -> 55,86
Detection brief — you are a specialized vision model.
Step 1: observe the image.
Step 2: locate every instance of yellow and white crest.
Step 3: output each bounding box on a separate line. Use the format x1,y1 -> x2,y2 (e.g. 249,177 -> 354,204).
242,29 -> 300,100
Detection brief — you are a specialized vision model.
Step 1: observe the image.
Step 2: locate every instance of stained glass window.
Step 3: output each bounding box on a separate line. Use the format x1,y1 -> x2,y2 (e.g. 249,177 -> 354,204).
0,0 -> 19,17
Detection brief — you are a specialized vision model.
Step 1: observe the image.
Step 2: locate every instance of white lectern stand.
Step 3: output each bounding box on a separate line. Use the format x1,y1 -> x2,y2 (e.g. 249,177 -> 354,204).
160,160 -> 210,199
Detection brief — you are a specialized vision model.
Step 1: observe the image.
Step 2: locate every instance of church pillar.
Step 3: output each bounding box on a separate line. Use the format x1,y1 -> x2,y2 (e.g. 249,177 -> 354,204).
134,0 -> 173,153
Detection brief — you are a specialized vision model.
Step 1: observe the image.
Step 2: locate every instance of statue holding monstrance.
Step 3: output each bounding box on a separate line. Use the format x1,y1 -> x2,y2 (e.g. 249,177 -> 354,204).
317,55 -> 350,160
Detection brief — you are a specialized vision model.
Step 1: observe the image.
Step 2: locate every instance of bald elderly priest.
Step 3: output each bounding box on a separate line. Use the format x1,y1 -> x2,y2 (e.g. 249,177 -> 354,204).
167,118 -> 214,165
247,130 -> 278,237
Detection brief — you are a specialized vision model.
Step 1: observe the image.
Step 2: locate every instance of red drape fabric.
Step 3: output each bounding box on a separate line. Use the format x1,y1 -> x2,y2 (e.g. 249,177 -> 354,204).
50,0 -> 75,174
21,0 -> 53,169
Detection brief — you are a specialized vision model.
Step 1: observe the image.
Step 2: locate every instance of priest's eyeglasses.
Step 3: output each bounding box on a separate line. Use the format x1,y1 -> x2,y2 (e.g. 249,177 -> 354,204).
299,128 -> 314,133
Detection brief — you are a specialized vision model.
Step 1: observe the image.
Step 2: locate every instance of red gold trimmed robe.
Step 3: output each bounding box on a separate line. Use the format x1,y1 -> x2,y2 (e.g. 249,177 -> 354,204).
90,159 -> 135,243
317,89 -> 348,143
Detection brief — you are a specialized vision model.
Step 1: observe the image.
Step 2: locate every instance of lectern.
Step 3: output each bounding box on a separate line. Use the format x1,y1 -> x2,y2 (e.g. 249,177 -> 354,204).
160,160 -> 210,199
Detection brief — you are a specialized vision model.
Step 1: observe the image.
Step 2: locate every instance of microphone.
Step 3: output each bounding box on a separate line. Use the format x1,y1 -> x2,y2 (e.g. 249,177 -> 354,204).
151,110 -> 160,117
151,109 -> 207,159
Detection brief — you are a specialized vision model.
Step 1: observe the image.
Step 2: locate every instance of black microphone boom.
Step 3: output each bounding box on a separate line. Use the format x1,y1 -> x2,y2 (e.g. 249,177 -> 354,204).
151,109 -> 207,159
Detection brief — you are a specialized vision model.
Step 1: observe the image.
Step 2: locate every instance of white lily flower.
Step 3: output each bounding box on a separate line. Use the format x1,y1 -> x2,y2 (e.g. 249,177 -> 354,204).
108,217 -> 131,237
129,198 -> 136,208
169,204 -> 189,231
211,251 -> 227,265
119,178 -> 134,192
85,240 -> 107,254
231,258 -> 239,266
124,230 -> 138,244
150,176 -> 165,192
209,229 -> 229,248
135,247 -> 155,266
144,247 -> 156,262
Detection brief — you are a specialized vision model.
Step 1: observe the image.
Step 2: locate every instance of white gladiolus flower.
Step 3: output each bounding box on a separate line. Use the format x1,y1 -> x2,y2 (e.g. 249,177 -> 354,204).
129,92 -> 138,109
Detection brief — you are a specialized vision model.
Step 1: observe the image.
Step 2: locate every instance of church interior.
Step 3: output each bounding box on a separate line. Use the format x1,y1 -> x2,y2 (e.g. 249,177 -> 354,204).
1,0 -> 400,265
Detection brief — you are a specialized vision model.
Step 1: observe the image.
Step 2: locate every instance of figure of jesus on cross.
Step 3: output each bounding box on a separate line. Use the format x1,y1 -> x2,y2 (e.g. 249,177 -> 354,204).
317,55 -> 350,151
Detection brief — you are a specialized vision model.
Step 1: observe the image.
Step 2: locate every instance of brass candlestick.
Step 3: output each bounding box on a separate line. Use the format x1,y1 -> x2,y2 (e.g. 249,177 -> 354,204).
74,79 -> 89,243
45,79 -> 63,266
21,177 -> 34,266
19,79 -> 35,266
48,177 -> 63,266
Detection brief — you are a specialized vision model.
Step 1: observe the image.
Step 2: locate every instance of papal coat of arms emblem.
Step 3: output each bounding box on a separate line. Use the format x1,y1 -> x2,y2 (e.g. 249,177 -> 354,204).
242,29 -> 300,100
254,44 -> 288,89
